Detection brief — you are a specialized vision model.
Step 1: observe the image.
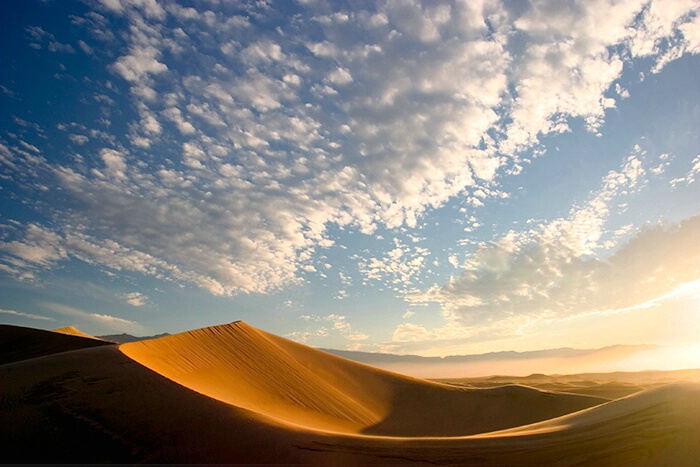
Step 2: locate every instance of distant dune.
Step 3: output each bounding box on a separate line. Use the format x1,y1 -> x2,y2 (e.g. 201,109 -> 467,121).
2,322 -> 700,465
0,324 -> 112,365
52,326 -> 103,340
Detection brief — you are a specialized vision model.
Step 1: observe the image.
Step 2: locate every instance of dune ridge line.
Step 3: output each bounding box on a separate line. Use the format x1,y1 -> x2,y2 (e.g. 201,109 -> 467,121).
120,321 -> 606,437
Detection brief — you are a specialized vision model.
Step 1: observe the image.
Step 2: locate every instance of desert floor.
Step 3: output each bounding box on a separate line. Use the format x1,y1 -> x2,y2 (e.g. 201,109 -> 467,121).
2,322 -> 699,465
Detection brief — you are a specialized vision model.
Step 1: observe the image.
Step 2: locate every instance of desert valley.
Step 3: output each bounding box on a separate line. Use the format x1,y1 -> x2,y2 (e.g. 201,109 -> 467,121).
2,321 -> 700,465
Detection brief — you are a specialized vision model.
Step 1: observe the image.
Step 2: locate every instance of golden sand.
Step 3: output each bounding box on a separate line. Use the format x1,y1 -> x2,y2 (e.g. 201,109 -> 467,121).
52,326 -> 104,341
2,322 -> 699,465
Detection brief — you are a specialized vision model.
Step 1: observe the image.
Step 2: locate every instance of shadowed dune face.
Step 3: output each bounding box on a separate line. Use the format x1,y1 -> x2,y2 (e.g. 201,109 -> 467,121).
120,321 -> 606,436
0,324 -> 112,365
303,383 -> 700,467
0,344 -> 328,464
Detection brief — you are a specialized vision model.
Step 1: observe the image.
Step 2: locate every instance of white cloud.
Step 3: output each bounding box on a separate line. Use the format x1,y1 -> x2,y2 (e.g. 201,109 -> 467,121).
69,134 -> 89,145
357,238 -> 430,293
163,108 -> 196,135
48,41 -> 76,53
43,302 -> 142,333
124,292 -> 147,307
112,45 -> 167,82
26,25 -> 76,53
78,39 -> 94,55
448,254 -> 460,268
3,0 -> 699,300
409,203 -> 700,343
327,67 -> 353,85
90,313 -> 138,327
287,313 -> 367,348
0,308 -> 54,321
0,224 -> 67,278
335,289 -> 348,300
393,323 -> 432,343
99,148 -> 128,179
625,0 -> 700,72
672,154 -> 700,185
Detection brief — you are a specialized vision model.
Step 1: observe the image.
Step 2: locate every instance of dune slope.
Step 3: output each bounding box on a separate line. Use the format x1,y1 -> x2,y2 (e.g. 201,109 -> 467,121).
304,382 -> 700,466
2,322 -> 700,465
0,344 -> 328,464
120,321 -> 605,436
0,324 -> 112,365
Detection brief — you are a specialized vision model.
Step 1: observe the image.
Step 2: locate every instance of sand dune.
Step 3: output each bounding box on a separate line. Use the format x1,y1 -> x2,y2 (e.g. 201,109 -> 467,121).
0,324 -> 112,365
439,368 -> 700,400
2,321 -> 700,465
120,321 -> 605,436
303,382 -> 700,466
52,326 -> 103,340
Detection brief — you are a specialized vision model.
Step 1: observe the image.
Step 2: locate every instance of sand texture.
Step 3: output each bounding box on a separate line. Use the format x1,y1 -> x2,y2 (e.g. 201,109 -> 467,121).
2,321 -> 700,465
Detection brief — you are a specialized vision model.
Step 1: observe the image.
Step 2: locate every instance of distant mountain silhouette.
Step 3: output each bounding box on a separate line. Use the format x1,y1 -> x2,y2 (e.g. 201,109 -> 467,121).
320,344 -> 658,365
98,332 -> 170,344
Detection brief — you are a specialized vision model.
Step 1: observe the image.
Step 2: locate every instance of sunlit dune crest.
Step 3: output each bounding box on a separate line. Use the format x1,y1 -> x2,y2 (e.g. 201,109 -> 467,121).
2,322 -> 700,465
120,321 -> 605,436
52,326 -> 103,341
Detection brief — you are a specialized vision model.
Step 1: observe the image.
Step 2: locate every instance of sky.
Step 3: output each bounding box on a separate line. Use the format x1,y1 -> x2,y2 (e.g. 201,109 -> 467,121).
1,0 -> 699,361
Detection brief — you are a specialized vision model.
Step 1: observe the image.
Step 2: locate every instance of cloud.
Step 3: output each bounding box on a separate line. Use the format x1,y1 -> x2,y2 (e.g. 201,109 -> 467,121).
0,308 -> 54,321
25,25 -> 75,53
403,148 -> 698,340
124,292 -> 147,307
287,313 -> 367,348
78,39 -> 94,55
2,0 -> 699,299
69,134 -> 89,145
43,302 -> 141,332
90,313 -> 138,327
626,0 -> 700,72
392,323 -> 432,342
671,155 -> 700,186
356,238 -> 431,294
409,207 -> 700,342
0,223 -> 68,281
501,0 -> 700,150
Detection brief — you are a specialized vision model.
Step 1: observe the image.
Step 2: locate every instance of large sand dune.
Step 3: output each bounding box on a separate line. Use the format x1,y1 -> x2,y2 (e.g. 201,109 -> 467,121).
2,321 -> 700,465
120,321 -> 605,436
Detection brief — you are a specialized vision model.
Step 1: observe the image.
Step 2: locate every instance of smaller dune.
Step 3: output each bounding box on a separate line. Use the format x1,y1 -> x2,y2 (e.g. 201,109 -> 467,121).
0,324 -> 113,365
52,326 -> 103,341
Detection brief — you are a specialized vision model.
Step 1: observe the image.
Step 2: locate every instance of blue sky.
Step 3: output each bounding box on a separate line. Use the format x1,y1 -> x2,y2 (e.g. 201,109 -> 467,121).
1,0 -> 699,358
